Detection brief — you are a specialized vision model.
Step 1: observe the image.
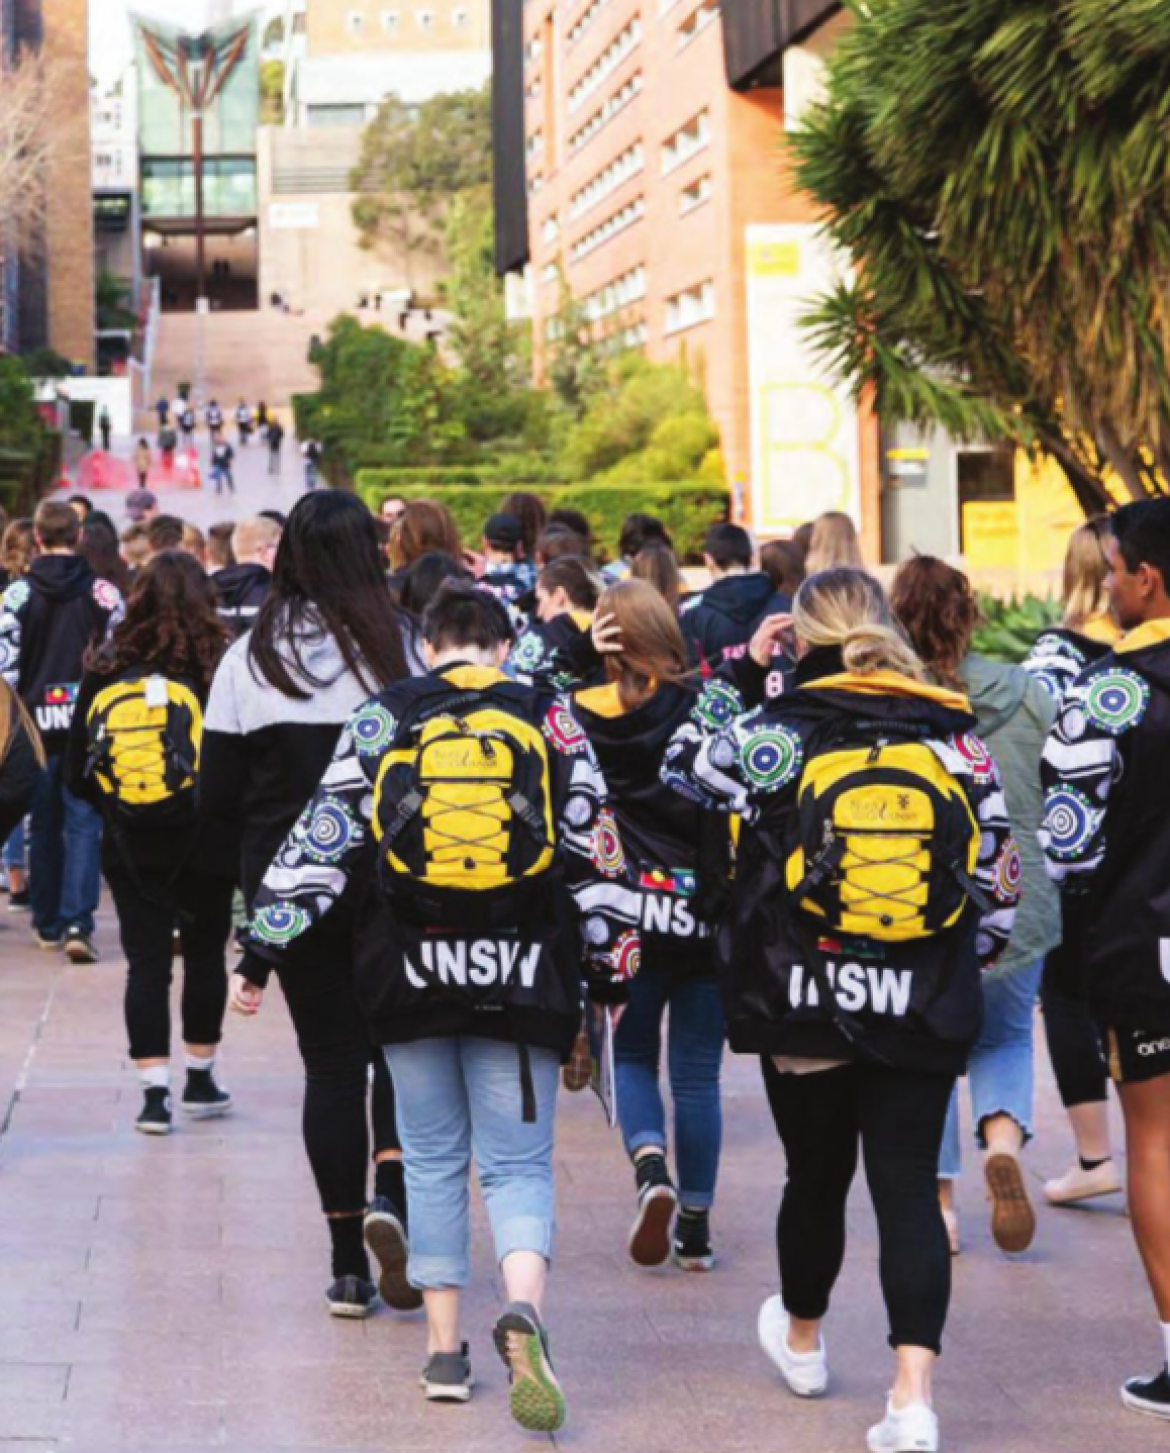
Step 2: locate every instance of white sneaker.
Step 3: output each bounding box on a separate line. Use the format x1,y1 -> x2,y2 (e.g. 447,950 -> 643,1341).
757,1295 -> 828,1398
866,1398 -> 940,1452
1043,1160 -> 1122,1206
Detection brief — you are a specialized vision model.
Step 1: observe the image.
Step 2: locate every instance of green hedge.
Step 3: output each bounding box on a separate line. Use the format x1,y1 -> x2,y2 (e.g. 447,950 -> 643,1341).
345,461 -> 563,486
353,475 -> 731,562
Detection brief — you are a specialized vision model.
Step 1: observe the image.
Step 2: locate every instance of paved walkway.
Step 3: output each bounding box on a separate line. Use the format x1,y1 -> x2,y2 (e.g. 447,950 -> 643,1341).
0,888 -> 1156,1452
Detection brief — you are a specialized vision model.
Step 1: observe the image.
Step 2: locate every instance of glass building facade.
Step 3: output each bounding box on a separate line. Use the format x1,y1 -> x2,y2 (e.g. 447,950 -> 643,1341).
134,14 -> 260,222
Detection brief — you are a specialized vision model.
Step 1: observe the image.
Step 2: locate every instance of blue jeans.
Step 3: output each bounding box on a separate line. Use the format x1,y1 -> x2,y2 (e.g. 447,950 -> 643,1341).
939,961 -> 1043,1179
382,1036 -> 560,1290
28,753 -> 102,938
3,818 -> 26,870
614,965 -> 725,1208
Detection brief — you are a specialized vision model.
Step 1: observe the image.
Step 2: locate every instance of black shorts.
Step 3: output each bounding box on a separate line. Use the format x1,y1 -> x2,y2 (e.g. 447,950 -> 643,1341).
1105,1026 -> 1170,1085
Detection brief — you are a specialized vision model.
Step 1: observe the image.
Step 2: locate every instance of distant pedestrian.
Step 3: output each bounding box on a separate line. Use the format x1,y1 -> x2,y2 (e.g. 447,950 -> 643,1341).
206,400 -> 224,442
133,438 -> 151,489
98,407 -> 112,453
301,438 -> 322,491
154,396 -> 169,429
210,440 -> 235,496
179,406 -> 196,447
256,402 -> 269,431
235,400 -> 253,447
266,418 -> 285,477
158,428 -> 178,470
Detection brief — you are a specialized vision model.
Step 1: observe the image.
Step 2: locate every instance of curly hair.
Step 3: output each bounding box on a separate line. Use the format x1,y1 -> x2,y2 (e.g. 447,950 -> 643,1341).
889,555 -> 979,688
88,551 -> 229,691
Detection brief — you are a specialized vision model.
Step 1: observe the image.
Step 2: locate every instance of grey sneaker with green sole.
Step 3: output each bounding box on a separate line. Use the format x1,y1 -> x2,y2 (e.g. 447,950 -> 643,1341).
493,1301 -> 566,1433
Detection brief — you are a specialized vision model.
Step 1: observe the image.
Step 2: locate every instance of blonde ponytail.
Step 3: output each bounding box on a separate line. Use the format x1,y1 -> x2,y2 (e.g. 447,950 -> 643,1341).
794,568 -> 926,680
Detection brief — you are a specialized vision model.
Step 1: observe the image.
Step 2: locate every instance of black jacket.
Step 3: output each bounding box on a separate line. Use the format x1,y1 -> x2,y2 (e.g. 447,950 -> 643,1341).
0,680 -> 43,844
239,665 -> 642,1057
1041,621 -> 1170,1029
212,564 -> 270,639
0,555 -> 123,750
507,612 -> 605,692
678,572 -> 790,674
662,650 -> 1019,1074
575,679 -> 727,975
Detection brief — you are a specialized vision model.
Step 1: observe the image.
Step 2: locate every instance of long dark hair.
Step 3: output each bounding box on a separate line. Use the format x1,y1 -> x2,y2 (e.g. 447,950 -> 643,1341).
248,492 -> 408,699
890,556 -> 978,688
80,512 -> 131,594
88,551 -> 229,691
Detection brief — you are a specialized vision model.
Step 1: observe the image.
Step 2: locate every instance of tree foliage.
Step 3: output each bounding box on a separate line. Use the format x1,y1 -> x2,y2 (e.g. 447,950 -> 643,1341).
351,88 -> 491,263
0,52 -> 57,246
794,0 -> 1170,513
260,60 -> 285,125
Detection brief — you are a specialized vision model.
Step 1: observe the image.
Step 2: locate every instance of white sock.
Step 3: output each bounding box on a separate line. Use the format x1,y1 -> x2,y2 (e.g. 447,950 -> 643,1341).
1161,1321 -> 1170,1370
185,1051 -> 216,1073
140,1065 -> 170,1091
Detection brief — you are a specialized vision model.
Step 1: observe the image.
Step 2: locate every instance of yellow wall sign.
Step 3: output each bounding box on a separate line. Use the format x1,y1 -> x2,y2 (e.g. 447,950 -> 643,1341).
745,224 -> 861,536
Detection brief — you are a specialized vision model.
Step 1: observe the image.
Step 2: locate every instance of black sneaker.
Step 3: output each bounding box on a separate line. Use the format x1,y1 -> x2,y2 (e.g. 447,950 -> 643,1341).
63,927 -> 99,964
364,1196 -> 423,1311
628,1154 -> 678,1267
493,1302 -> 566,1432
420,1342 -> 473,1403
181,1068 -> 233,1119
7,888 -> 30,913
326,1274 -> 377,1319
33,927 -> 62,950
1122,1367 -> 1170,1420
135,1087 -> 172,1136
673,1208 -> 715,1272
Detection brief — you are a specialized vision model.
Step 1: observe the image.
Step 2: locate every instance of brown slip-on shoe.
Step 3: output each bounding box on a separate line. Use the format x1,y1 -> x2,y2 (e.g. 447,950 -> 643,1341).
985,1152 -> 1036,1254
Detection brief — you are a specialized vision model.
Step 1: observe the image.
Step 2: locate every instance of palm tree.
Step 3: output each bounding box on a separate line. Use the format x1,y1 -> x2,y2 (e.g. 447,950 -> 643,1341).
793,0 -> 1170,514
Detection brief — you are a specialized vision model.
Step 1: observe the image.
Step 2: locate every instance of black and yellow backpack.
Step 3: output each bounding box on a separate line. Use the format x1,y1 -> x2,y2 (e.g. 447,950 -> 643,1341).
786,727 -> 989,944
84,672 -> 203,820
372,682 -> 558,931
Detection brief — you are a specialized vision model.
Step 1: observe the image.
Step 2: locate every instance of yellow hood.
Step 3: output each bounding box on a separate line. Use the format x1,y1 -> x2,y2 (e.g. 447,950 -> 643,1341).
1117,619 -> 1170,655
440,664 -> 509,690
802,669 -> 972,715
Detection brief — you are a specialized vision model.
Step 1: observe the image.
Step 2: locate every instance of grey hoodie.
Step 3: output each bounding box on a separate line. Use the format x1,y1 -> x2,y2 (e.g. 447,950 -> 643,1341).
960,652 -> 1061,977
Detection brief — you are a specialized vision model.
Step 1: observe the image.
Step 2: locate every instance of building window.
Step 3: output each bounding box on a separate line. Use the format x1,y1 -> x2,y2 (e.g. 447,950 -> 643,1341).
418,9 -> 436,31
382,10 -> 399,32
568,0 -> 614,49
582,264 -> 647,323
453,8 -> 470,29
570,196 -> 646,263
679,175 -> 711,215
570,141 -> 645,221
569,72 -> 643,154
664,279 -> 715,335
661,109 -> 710,175
307,103 -> 367,127
542,214 -> 560,243
568,17 -> 642,114
346,10 -> 365,35
677,0 -> 719,48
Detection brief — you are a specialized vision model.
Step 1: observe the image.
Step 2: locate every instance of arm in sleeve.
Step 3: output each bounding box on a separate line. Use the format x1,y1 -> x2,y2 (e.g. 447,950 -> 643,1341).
241,703 -> 380,985
62,673 -> 103,806
543,699 -> 642,1004
0,581 -> 27,690
935,733 -> 1020,971
660,677 -> 804,820
1022,633 -> 1087,705
1038,674 -> 1124,890
197,654 -> 250,834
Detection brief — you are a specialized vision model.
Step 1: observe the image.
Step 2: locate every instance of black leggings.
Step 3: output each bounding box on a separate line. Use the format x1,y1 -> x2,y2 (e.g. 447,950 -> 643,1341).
278,953 -> 400,1216
1040,965 -> 1109,1111
106,861 -> 233,1060
762,1059 -> 955,1354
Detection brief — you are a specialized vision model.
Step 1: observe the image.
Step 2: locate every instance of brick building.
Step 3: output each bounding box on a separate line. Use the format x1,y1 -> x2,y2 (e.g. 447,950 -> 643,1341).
0,0 -> 95,368
493,1 -> 880,551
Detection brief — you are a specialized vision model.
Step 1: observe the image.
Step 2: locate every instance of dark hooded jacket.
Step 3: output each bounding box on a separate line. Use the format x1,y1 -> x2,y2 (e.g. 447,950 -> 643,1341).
662,649 -> 1019,1074
0,555 -> 123,750
678,571 -> 790,675
1041,620 -> 1170,1029
212,563 -> 271,639
575,678 -> 729,975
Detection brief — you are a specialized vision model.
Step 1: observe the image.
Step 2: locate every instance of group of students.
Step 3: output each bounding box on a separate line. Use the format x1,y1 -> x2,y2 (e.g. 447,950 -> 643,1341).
1,483 -> 1170,1451
144,395 -> 289,487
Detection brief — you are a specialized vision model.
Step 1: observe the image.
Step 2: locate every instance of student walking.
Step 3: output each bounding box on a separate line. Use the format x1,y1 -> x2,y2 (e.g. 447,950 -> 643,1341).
0,501 -> 124,962
211,516 -> 281,639
200,493 -> 418,1319
663,568 -> 1019,1453
508,557 -> 605,691
893,557 -> 1061,1256
235,581 -> 640,1431
210,440 -> 235,495
1041,498 -> 1170,1421
133,438 -> 152,490
235,400 -> 253,446
678,523 -> 791,674
266,418 -> 285,476
64,553 -> 234,1134
301,438 -> 322,490
572,580 -> 728,1271
1024,518 -> 1124,1206
98,407 -> 112,453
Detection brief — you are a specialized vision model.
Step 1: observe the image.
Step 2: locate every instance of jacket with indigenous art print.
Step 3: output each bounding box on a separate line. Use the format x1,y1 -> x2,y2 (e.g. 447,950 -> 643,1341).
239,663 -> 642,1058
1040,619 -> 1170,1031
661,649 -> 1020,1075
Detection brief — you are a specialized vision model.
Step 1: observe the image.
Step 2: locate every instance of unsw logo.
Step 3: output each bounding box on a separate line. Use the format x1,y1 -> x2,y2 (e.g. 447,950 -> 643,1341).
640,894 -> 710,938
35,682 -> 78,733
404,938 -> 542,991
788,959 -> 914,1017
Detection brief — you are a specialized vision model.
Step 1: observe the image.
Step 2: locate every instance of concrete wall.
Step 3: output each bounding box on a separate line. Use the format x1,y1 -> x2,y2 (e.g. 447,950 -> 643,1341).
256,125 -> 446,313
306,0 -> 489,55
